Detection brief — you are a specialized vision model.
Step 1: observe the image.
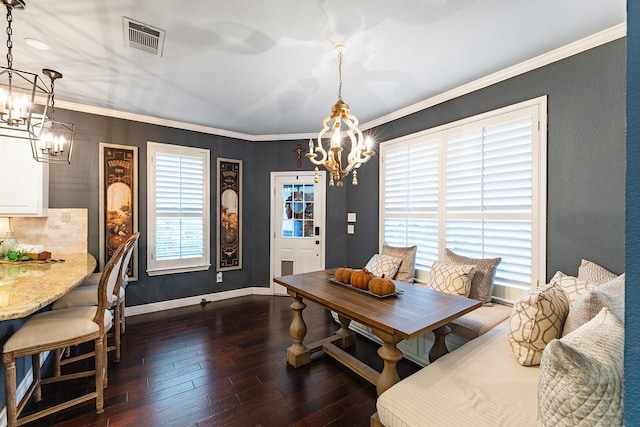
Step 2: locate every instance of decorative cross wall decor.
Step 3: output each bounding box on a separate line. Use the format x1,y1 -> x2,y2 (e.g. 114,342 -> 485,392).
293,144 -> 304,168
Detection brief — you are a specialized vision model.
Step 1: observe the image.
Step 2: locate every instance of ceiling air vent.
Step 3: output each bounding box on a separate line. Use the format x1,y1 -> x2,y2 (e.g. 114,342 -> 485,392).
123,17 -> 165,57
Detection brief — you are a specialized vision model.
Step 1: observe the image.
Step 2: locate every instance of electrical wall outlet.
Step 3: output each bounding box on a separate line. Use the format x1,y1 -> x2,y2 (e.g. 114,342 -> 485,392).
216,272 -> 223,283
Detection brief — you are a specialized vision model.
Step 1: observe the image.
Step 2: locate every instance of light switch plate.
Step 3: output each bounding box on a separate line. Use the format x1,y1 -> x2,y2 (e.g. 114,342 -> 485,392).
347,212 -> 356,222
347,224 -> 355,234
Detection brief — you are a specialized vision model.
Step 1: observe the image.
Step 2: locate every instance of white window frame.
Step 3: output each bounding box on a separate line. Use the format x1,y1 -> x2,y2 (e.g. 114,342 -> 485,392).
379,96 -> 547,302
147,141 -> 211,276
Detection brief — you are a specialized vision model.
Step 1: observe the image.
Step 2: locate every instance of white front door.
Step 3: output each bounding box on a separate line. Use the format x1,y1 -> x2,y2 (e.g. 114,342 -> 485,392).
270,171 -> 326,295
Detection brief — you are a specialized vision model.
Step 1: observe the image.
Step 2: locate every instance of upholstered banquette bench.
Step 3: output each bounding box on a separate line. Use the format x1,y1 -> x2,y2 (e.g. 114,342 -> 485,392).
373,260 -> 625,427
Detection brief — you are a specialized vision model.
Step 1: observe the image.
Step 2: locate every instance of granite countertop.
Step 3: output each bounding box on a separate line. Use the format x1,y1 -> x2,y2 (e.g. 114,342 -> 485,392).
0,253 -> 97,320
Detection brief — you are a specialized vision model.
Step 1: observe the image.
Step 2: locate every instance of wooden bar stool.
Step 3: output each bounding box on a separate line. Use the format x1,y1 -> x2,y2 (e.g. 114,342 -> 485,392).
2,242 -> 126,427
52,232 -> 139,363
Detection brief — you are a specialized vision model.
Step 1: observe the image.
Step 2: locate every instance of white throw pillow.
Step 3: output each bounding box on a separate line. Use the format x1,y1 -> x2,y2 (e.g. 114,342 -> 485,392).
577,259 -> 619,284
364,254 -> 402,278
538,307 -> 624,426
550,271 -> 599,304
425,261 -> 476,297
562,274 -> 625,336
507,282 -> 569,366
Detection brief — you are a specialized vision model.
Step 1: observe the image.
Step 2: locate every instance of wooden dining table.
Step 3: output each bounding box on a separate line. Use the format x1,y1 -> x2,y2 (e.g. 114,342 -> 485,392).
274,268 -> 482,397
0,253 -> 97,320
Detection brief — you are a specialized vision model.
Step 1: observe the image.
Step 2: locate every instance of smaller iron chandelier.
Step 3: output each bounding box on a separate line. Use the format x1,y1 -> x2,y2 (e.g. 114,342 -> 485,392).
0,0 -> 50,145
306,43 -> 373,187
0,0 -> 75,165
31,69 -> 75,164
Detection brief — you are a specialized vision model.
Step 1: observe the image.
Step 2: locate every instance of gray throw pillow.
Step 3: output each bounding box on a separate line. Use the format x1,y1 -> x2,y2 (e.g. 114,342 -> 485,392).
382,245 -> 417,283
445,249 -> 501,304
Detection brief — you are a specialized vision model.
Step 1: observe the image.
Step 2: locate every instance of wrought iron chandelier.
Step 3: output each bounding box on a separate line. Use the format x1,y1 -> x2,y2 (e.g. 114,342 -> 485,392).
306,43 -> 373,187
0,0 -> 74,164
32,69 -> 75,164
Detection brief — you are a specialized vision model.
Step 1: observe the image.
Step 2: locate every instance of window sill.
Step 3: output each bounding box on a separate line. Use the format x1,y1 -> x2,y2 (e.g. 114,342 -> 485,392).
147,263 -> 211,277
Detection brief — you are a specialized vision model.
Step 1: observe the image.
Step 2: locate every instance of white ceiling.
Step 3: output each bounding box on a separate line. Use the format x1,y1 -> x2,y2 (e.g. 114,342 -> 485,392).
6,0 -> 626,138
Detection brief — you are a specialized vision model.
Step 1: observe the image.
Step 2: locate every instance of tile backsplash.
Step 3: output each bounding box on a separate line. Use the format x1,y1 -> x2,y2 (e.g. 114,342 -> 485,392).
0,208 -> 88,256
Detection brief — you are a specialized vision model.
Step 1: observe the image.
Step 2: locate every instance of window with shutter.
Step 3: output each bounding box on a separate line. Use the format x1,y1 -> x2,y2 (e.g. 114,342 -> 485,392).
147,142 -> 211,276
380,97 -> 546,301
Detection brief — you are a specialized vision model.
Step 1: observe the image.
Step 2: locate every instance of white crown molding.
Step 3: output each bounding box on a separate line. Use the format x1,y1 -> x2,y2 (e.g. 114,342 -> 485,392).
57,23 -> 626,142
54,101 -> 255,141
361,23 -> 626,131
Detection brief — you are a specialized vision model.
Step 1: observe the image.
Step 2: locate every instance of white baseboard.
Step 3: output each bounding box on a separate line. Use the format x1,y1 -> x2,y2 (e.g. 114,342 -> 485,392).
125,286 -> 274,317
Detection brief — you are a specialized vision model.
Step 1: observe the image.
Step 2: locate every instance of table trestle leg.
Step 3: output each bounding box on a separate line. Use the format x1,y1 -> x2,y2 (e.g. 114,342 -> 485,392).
370,328 -> 403,396
429,324 -> 452,362
336,314 -> 356,348
286,291 -> 311,367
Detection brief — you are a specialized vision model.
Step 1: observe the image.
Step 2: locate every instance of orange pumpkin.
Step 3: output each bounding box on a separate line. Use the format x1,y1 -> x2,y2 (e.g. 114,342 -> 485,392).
335,267 -> 354,284
369,275 -> 396,296
350,268 -> 374,289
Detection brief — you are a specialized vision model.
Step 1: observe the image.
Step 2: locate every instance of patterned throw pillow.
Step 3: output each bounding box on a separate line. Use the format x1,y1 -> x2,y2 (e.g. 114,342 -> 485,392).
577,259 -> 619,284
426,261 -> 476,297
550,271 -> 598,304
538,307 -> 623,426
562,274 -> 625,336
382,245 -> 417,283
364,254 -> 402,278
507,282 -> 570,366
445,249 -> 501,305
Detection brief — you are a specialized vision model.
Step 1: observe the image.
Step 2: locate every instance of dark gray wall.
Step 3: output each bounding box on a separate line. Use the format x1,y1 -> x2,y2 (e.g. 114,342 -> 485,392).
45,37 -> 625,308
344,38 -> 626,280
252,140 -> 348,274
48,112 -> 257,306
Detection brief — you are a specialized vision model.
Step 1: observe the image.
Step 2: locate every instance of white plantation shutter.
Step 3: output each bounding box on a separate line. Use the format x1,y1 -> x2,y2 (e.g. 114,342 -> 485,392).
381,97 -> 546,299
382,135 -> 440,271
148,142 -> 210,275
446,110 -> 535,294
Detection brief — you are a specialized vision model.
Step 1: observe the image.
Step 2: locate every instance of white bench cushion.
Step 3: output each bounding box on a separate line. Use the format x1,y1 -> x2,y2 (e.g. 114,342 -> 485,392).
377,320 -> 539,427
449,303 -> 512,340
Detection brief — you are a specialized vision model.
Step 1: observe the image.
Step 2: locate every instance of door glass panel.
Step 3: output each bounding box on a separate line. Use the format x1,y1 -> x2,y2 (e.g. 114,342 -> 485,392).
282,183 -> 315,238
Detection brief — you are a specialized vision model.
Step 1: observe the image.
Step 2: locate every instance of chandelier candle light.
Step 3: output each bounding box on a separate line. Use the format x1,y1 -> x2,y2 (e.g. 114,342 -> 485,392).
306,43 -> 374,187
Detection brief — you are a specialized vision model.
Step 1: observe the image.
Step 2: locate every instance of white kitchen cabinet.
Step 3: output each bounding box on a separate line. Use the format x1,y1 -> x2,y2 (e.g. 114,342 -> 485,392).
0,137 -> 48,217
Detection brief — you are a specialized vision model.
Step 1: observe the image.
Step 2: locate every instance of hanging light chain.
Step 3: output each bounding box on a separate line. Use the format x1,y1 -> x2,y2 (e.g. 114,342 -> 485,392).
49,75 -> 56,119
337,49 -> 343,101
5,4 -> 11,69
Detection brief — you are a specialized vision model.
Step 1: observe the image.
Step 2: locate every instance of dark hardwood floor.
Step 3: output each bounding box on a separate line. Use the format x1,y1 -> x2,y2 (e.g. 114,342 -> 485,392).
21,295 -> 421,427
